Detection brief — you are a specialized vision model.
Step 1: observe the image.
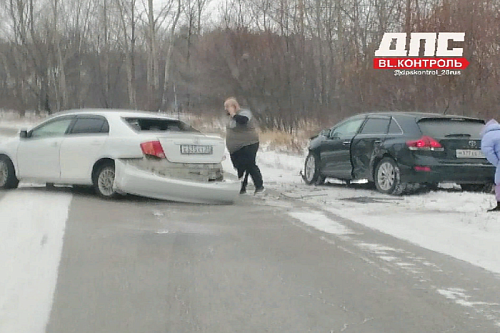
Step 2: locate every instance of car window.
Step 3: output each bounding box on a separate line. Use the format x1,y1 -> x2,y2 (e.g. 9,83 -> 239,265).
418,118 -> 484,138
388,118 -> 403,134
360,117 -> 390,135
30,118 -> 73,138
70,117 -> 109,134
123,117 -> 199,133
331,119 -> 364,138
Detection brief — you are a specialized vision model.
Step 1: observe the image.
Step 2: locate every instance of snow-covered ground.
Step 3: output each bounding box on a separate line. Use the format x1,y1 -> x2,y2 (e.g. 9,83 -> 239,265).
0,110 -> 44,129
0,120 -> 37,129
0,190 -> 72,333
223,145 -> 500,277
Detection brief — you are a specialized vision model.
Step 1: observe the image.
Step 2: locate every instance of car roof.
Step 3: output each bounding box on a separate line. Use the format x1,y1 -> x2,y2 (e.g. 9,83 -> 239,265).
357,111 -> 483,121
51,108 -> 179,121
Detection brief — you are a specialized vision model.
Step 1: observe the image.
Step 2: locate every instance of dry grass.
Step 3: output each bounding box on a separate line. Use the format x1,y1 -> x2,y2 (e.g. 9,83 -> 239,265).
181,113 -> 326,154
258,130 -> 309,154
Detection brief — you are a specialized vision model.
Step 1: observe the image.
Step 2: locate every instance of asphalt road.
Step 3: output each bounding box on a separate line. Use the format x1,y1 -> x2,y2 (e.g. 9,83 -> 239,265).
1,127 -> 500,332
23,187 -> 500,333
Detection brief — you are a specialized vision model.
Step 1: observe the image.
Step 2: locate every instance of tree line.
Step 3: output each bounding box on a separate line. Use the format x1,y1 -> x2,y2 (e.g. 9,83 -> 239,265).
1,0 -> 499,132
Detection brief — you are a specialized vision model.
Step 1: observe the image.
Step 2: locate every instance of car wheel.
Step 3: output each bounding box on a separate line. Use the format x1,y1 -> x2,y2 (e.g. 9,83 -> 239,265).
425,183 -> 439,191
93,162 -> 119,199
304,152 -> 324,185
460,184 -> 493,193
374,157 -> 407,195
0,155 -> 19,189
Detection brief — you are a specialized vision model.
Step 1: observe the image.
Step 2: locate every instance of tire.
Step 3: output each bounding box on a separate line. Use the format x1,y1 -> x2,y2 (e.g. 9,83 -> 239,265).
93,162 -> 119,199
303,152 -> 325,185
72,184 -> 92,190
374,157 -> 407,195
460,183 -> 493,193
0,155 -> 19,189
72,185 -> 94,194
425,183 -> 439,191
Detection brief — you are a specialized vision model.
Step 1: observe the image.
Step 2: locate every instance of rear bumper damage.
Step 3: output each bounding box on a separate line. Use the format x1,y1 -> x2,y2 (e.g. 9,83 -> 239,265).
114,159 -> 240,204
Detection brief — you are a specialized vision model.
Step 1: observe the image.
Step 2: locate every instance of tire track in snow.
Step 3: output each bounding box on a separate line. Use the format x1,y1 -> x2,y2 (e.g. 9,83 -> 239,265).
0,190 -> 72,333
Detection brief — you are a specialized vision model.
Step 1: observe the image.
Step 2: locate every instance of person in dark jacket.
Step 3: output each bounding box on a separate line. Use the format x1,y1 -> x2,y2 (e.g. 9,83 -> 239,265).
224,97 -> 264,194
481,119 -> 500,212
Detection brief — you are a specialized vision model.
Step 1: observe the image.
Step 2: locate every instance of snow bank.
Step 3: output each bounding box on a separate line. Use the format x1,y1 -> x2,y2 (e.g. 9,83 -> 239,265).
0,191 -> 72,333
0,110 -> 46,129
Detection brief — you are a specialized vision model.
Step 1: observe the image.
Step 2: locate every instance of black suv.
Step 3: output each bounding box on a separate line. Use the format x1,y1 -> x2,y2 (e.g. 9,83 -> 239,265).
303,112 -> 495,195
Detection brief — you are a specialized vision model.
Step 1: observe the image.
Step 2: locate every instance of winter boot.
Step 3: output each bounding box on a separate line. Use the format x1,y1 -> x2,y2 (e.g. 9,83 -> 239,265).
240,182 -> 247,194
254,186 -> 265,195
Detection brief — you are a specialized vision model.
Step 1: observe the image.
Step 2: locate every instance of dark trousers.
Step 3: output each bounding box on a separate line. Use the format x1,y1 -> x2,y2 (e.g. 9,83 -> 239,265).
230,143 -> 263,190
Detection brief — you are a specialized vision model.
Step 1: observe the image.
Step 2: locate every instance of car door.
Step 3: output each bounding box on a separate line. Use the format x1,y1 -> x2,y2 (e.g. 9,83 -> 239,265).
320,118 -> 365,179
16,117 -> 75,180
59,116 -> 110,182
351,116 -> 391,179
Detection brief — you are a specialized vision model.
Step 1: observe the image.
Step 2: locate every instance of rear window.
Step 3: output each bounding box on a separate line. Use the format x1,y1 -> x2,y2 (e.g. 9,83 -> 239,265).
124,117 -> 199,133
418,118 -> 485,138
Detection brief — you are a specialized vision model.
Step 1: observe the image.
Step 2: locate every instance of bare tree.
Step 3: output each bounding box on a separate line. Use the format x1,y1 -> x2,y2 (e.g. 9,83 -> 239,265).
0,0 -> 498,127
116,0 -> 138,109
159,0 -> 182,111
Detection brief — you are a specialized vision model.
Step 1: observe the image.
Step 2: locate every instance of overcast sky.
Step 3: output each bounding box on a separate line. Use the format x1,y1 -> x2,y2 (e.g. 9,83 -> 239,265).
154,0 -> 225,23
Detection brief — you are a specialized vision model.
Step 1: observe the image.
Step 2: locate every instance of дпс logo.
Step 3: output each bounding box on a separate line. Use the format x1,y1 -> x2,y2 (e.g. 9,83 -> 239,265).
373,32 -> 469,70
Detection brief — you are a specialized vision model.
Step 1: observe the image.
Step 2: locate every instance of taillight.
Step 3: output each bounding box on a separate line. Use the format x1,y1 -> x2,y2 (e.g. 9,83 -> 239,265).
414,166 -> 431,172
406,136 -> 443,150
140,141 -> 166,158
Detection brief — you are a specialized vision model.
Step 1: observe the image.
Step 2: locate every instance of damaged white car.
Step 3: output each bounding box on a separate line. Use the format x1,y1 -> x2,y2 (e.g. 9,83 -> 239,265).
0,109 -> 240,204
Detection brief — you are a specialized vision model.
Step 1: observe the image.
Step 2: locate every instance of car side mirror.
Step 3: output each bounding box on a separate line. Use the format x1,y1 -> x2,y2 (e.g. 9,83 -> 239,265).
19,130 -> 28,138
320,129 -> 330,137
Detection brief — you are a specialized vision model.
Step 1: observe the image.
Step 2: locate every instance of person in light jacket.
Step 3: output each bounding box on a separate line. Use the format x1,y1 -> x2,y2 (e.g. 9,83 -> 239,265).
481,119 -> 500,212
224,97 -> 264,194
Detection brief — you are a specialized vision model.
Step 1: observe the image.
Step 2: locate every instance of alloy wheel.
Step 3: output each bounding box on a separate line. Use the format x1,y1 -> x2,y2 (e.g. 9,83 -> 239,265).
305,155 -> 316,183
377,161 -> 396,191
0,160 -> 8,187
98,167 -> 115,197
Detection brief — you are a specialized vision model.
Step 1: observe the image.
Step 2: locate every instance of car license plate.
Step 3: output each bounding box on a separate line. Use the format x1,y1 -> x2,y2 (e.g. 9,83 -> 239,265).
180,145 -> 213,155
456,149 -> 485,158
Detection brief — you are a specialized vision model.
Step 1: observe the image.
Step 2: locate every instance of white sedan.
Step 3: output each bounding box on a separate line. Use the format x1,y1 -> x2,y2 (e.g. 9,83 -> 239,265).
0,109 -> 240,204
